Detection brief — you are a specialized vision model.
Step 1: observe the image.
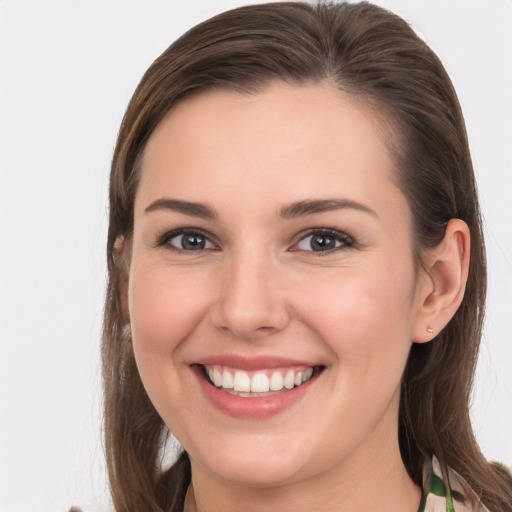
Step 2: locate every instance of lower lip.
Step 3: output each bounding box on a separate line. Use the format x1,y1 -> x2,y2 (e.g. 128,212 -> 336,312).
193,366 -> 318,420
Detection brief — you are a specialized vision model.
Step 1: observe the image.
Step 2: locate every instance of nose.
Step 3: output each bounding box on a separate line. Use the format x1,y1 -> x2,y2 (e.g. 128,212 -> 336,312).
209,249 -> 290,340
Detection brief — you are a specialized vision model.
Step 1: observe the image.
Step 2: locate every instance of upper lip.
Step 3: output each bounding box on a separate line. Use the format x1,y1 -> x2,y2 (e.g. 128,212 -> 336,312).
192,354 -> 320,371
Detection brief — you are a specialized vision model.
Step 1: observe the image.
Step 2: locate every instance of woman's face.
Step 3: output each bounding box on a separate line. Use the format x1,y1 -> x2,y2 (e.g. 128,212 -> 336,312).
128,82 -> 425,487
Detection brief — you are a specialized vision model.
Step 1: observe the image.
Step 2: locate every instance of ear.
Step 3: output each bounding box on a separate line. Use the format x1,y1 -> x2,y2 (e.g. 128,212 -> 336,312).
113,234 -> 125,253
412,219 -> 470,343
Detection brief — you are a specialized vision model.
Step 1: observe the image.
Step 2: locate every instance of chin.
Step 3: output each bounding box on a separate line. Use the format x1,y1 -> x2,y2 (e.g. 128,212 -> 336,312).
211,459 -> 302,488
188,437 -> 309,488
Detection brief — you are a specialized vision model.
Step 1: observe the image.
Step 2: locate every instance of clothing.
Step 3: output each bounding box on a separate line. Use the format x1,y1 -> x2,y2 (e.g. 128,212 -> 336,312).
419,456 -> 490,512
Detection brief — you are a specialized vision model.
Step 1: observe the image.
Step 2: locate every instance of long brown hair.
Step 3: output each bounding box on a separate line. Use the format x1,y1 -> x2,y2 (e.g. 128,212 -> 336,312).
103,2 -> 512,511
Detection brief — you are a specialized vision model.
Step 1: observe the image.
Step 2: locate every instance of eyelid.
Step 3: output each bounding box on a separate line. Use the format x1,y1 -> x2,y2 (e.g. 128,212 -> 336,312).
155,227 -> 219,251
289,227 -> 355,254
153,226 -> 355,254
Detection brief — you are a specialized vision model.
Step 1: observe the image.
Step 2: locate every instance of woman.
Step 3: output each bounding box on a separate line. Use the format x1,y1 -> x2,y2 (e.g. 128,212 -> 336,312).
102,2 -> 512,511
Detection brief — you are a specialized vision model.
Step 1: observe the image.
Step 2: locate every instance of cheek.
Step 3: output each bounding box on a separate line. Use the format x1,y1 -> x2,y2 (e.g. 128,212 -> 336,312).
294,260 -> 416,367
128,263 -> 210,359
127,263 -> 215,426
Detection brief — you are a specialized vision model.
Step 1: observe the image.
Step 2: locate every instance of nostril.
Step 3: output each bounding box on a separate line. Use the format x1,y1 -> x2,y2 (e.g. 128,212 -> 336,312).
215,322 -> 285,341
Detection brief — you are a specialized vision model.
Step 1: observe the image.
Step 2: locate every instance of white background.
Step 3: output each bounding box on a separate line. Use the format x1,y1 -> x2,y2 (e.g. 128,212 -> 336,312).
0,1 -> 510,510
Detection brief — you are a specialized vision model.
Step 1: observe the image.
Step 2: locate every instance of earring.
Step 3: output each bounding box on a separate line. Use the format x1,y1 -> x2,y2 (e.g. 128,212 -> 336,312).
427,326 -> 434,334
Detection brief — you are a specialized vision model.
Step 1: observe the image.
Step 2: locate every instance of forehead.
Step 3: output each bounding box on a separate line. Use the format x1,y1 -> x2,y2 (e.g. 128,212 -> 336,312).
135,81 -> 405,222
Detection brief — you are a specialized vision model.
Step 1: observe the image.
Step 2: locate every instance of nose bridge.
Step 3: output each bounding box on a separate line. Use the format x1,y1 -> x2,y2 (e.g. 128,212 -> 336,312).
211,241 -> 289,338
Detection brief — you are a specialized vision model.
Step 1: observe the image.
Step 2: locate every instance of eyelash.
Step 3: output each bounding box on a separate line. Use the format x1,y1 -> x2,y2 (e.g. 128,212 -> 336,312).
155,227 -> 355,255
156,228 -> 218,253
292,228 -> 355,255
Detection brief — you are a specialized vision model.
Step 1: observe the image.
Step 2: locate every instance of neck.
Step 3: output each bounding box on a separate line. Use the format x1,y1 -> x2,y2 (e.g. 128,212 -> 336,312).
184,437 -> 421,512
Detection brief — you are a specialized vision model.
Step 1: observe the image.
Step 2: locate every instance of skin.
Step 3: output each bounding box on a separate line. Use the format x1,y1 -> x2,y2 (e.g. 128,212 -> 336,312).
126,82 -> 469,512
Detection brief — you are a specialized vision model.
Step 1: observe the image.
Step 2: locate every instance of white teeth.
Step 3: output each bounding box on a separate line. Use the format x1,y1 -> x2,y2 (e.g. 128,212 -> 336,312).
206,365 -> 316,394
269,371 -> 284,391
222,370 -> 234,389
233,370 -> 251,392
284,369 -> 295,390
213,368 -> 223,387
251,372 -> 270,392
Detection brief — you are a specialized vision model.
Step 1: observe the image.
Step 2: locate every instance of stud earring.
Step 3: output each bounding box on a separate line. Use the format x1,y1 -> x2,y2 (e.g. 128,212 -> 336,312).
427,326 -> 434,334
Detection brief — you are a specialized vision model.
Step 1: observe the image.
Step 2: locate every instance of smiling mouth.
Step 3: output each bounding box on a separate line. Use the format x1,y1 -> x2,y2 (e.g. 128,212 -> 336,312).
200,364 -> 324,397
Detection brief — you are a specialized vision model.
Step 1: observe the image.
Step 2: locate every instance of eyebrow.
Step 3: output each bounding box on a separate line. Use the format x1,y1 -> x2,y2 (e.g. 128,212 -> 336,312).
144,198 -> 217,219
143,197 -> 377,220
279,199 -> 377,219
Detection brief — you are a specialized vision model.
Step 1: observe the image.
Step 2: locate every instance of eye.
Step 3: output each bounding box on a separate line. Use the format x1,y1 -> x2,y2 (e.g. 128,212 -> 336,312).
293,229 -> 353,253
161,229 -> 217,251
